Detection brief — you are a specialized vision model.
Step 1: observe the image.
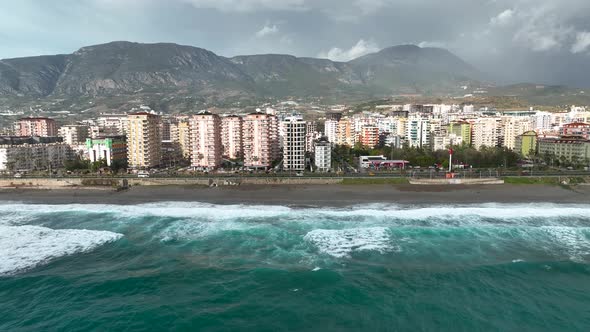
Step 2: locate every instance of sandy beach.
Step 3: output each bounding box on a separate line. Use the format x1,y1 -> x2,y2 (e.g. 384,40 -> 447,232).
0,184 -> 589,206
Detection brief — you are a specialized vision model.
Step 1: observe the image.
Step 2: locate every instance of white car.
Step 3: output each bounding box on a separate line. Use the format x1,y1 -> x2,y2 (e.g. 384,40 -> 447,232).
14,173 -> 23,178
137,172 -> 150,178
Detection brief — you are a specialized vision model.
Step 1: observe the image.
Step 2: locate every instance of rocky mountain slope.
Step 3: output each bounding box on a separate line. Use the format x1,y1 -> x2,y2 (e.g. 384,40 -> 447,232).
0,41 -> 485,100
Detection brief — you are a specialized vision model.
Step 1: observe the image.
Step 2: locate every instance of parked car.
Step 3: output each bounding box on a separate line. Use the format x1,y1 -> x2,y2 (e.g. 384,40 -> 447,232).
137,171 -> 150,178
13,173 -> 22,178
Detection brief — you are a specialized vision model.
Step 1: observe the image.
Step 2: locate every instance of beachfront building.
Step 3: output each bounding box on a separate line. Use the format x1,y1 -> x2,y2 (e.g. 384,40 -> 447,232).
243,112 -> 280,169
221,115 -> 243,160
170,120 -> 191,159
15,117 -> 57,137
189,112 -> 223,169
86,136 -> 127,167
282,116 -> 307,171
127,112 -> 162,169
58,125 -> 90,145
538,136 -> 590,164
314,137 -> 331,172
514,131 -> 538,158
503,118 -> 532,150
0,142 -> 71,172
471,117 -> 503,149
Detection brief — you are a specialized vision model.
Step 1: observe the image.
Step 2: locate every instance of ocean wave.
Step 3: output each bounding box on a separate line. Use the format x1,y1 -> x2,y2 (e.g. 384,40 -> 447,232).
304,227 -> 397,258
0,202 -> 589,226
0,225 -> 123,276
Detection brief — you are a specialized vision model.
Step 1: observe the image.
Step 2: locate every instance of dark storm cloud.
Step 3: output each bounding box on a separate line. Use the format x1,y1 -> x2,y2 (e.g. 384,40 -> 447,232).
1,0 -> 590,86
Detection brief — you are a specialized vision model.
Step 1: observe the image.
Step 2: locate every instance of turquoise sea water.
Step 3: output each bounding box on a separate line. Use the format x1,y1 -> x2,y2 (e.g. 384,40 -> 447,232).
1,202 -> 590,331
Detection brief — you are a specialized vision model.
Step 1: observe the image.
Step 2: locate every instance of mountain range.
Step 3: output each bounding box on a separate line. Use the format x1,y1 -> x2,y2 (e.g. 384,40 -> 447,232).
0,41 -> 486,102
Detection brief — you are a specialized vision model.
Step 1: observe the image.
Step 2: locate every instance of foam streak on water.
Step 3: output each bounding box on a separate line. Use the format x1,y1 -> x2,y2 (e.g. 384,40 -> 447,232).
0,225 -> 123,276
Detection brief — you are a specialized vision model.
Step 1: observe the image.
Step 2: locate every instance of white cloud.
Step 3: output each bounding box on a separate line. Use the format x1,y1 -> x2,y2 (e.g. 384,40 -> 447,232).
490,9 -> 514,26
571,31 -> 590,53
182,0 -> 306,12
256,24 -> 279,38
318,39 -> 379,61
418,41 -> 446,48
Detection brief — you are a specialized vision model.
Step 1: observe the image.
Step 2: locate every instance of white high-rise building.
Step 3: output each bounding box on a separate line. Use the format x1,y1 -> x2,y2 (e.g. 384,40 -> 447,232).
282,116 -> 307,171
406,116 -> 430,148
324,119 -> 338,144
472,117 -> 502,150
58,125 -> 90,145
314,138 -> 331,172
97,114 -> 129,136
531,112 -> 553,132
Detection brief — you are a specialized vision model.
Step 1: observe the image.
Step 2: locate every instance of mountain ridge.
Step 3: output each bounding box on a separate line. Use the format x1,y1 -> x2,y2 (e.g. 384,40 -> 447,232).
0,41 -> 486,100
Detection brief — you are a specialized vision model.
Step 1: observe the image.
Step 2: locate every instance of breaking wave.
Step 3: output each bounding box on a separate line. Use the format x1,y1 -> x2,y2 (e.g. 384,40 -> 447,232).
0,225 -> 123,276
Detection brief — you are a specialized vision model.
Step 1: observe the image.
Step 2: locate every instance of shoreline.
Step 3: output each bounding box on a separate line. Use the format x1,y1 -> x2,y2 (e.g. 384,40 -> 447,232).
1,184 -> 589,206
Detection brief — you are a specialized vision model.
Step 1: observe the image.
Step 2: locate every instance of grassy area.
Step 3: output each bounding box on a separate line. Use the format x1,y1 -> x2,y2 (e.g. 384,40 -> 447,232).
503,177 -> 560,185
341,178 -> 409,185
503,177 -> 588,185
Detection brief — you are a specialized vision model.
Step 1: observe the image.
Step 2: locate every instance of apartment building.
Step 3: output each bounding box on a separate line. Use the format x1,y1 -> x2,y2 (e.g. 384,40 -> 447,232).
314,137 -> 332,172
86,136 -> 127,166
127,112 -> 162,168
359,126 -> 380,148
189,112 -> 223,169
406,116 -> 430,148
449,121 -> 472,146
96,114 -> 129,136
15,117 -> 57,137
503,117 -> 531,150
324,119 -> 338,144
305,121 -> 319,153
242,112 -> 280,169
336,118 -> 355,146
221,115 -> 243,159
58,125 -> 90,145
0,143 -> 70,172
471,117 -> 503,149
561,122 -> 590,139
514,131 -> 538,158
538,136 -> 590,163
282,116 -> 307,171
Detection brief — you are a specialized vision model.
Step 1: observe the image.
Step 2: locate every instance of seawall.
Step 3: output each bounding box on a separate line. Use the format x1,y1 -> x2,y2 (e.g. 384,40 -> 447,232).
409,178 -> 504,185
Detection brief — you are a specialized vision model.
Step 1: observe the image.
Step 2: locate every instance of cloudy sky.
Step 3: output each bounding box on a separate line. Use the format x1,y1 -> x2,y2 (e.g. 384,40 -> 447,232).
2,0 -> 590,86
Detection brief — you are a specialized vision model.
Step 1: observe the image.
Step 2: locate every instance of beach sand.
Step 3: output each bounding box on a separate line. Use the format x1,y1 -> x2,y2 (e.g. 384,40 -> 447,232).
0,184 -> 588,206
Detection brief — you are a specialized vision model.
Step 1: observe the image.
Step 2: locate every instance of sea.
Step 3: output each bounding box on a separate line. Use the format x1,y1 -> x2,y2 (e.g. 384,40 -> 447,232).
1,201 -> 590,331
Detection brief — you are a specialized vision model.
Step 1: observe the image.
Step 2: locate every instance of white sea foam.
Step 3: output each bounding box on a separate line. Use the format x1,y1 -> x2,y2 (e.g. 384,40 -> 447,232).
159,220 -> 260,242
0,225 -> 123,276
0,202 -> 589,226
540,226 -> 590,262
0,202 -> 293,221
304,227 -> 395,258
